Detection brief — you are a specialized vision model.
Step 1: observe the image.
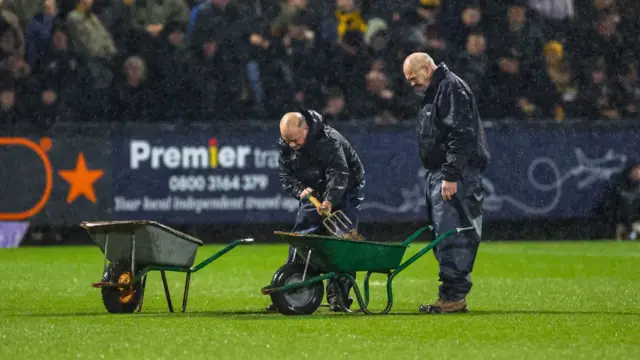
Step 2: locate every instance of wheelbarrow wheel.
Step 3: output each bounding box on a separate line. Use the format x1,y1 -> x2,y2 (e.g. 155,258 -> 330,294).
101,260 -> 143,314
269,263 -> 324,316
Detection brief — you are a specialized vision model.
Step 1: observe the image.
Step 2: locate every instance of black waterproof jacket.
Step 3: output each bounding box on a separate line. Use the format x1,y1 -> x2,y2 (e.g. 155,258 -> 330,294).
417,63 -> 491,181
278,109 -> 365,205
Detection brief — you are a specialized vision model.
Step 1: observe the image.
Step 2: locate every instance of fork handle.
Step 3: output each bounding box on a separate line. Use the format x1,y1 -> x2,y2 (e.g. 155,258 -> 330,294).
305,195 -> 323,208
305,195 -> 330,216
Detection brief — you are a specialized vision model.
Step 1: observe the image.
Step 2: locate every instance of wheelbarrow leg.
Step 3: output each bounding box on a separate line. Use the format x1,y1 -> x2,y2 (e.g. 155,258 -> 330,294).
347,272 -> 394,315
161,270 -> 174,313
137,274 -> 148,312
363,271 -> 378,308
182,272 -> 191,313
102,234 -> 109,275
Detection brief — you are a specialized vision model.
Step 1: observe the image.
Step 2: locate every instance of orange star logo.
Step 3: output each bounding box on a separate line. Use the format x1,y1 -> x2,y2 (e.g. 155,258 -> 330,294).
58,153 -> 104,204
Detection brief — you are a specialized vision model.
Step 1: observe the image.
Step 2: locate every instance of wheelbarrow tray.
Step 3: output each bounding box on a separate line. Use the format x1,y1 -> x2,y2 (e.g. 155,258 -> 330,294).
81,220 -> 203,268
274,231 -> 408,273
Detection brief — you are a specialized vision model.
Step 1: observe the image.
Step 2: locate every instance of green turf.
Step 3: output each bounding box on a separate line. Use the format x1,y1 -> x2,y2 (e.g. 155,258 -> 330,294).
1,241 -> 639,359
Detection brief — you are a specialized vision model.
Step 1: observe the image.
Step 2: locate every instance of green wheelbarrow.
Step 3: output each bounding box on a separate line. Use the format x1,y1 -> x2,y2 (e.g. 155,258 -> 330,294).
261,226 -> 475,315
80,220 -> 253,314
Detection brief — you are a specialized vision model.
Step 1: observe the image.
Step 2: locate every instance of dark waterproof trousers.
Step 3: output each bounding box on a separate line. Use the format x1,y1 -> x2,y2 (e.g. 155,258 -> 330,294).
424,167 -> 484,301
286,188 -> 363,303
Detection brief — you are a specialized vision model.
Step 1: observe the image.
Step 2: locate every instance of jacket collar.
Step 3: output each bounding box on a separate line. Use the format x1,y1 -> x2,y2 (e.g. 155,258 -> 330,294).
429,62 -> 449,90
422,62 -> 449,102
299,109 -> 325,146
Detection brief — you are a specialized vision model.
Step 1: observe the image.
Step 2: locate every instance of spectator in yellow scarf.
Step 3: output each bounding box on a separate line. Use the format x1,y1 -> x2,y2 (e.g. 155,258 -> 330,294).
320,0 -> 368,43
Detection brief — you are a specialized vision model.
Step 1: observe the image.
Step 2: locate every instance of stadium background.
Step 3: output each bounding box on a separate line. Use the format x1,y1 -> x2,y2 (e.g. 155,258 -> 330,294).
1,0 -> 639,246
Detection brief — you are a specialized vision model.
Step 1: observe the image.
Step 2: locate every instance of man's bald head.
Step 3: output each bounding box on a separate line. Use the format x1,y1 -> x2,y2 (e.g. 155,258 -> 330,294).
280,112 -> 305,129
403,52 -> 437,96
403,53 -> 433,73
280,112 -> 309,150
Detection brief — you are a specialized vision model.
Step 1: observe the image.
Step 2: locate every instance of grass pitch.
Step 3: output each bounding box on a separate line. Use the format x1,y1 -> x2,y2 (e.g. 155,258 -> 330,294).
1,241 -> 639,359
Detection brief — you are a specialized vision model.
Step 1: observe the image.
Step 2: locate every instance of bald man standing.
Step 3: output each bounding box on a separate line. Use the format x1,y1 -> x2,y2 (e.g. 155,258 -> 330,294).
267,109 -> 366,313
403,53 -> 490,314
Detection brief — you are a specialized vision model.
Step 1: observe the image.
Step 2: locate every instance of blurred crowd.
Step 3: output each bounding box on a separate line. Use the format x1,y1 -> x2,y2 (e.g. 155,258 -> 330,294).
1,0 -> 640,127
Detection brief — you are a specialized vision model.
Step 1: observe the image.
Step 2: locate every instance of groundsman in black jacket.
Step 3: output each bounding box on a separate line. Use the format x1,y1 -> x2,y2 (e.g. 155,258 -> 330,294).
267,109 -> 365,313
403,52 -> 490,314
277,109 -> 365,212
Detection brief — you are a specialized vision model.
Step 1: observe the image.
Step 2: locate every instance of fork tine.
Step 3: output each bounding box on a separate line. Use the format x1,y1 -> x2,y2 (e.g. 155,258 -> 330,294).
323,210 -> 354,237
334,214 -> 351,233
323,217 -> 342,236
319,209 -> 364,240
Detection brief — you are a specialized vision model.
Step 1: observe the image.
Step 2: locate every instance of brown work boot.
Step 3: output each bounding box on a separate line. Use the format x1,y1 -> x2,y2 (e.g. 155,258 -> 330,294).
419,297 -> 468,314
